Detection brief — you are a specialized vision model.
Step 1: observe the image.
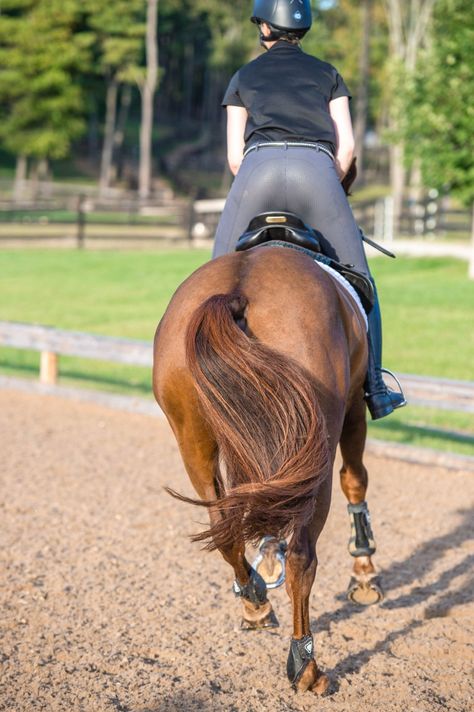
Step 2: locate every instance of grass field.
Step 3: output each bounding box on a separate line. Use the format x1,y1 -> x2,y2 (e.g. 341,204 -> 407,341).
0,249 -> 473,455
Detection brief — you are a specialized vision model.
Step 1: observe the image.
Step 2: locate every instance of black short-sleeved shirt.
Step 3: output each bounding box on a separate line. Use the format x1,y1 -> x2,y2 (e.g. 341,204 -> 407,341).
222,41 -> 351,155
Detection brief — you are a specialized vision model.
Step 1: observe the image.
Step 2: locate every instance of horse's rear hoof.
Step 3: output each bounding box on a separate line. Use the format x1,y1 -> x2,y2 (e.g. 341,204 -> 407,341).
295,661 -> 330,696
347,575 -> 384,605
252,536 -> 286,590
241,609 -> 279,630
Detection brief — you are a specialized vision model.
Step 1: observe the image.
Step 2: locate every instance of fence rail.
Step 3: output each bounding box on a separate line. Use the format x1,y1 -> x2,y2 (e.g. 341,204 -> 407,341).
0,190 -> 472,247
0,194 -> 192,247
0,320 -> 472,413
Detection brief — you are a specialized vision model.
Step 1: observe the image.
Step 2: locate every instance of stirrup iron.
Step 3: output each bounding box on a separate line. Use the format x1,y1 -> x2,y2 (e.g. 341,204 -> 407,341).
380,368 -> 407,408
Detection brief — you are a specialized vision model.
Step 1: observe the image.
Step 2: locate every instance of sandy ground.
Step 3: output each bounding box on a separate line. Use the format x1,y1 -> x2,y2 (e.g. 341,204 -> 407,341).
0,388 -> 473,712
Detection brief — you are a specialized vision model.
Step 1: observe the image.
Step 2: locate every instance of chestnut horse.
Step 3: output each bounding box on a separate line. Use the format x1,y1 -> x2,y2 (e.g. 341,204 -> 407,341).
153,245 -> 381,694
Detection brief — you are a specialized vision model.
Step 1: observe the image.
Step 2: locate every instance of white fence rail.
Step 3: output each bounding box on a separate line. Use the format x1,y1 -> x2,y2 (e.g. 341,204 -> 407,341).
0,320 -> 473,413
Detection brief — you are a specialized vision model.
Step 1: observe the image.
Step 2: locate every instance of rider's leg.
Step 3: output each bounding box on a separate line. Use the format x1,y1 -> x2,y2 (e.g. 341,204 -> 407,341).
365,282 -> 406,419
285,150 -> 406,420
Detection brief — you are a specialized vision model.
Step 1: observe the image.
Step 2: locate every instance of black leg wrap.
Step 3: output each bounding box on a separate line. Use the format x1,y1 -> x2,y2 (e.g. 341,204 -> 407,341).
286,634 -> 314,687
232,569 -> 267,605
347,501 -> 376,557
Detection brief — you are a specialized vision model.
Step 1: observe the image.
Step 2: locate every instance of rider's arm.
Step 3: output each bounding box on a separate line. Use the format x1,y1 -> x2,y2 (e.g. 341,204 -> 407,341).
329,96 -> 355,181
227,105 -> 247,176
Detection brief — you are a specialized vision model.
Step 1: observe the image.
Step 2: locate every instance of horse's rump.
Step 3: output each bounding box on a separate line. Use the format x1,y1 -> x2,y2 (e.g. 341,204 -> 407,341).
167,287 -> 331,551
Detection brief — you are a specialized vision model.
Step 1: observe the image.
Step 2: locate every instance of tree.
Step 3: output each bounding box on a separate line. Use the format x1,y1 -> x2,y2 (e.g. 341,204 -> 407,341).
402,0 -> 474,276
0,0 -> 92,196
382,0 -> 436,228
138,0 -> 158,200
305,1 -> 390,183
86,0 -> 146,195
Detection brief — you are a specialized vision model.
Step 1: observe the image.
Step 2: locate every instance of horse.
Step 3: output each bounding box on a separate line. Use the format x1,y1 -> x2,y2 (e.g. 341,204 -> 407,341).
152,234 -> 383,694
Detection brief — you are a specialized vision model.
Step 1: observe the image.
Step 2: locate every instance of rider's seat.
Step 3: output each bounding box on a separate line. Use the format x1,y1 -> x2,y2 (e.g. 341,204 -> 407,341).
236,212 -> 321,254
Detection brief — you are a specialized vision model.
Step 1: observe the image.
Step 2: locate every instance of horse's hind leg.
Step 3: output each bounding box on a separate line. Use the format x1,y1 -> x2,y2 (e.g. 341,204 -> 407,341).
339,399 -> 384,605
166,393 -> 278,629
284,483 -> 331,695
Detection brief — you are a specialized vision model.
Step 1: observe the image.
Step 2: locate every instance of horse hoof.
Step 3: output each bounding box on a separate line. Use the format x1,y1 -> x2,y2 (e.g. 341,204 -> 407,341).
310,672 -> 330,696
347,575 -> 384,605
295,661 -> 330,695
241,609 -> 279,630
252,536 -> 286,589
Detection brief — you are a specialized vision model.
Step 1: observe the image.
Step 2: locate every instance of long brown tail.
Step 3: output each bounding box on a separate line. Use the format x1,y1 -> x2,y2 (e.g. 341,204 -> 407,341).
169,292 -> 330,552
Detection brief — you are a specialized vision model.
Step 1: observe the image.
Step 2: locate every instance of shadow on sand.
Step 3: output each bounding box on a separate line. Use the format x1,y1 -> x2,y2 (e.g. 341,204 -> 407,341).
312,506 -> 474,690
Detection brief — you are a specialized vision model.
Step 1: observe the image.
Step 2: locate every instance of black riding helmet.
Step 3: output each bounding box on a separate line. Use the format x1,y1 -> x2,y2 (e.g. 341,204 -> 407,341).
251,0 -> 312,40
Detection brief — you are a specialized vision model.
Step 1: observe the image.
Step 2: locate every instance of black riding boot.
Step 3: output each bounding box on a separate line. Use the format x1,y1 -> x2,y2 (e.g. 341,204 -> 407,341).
365,282 -> 406,420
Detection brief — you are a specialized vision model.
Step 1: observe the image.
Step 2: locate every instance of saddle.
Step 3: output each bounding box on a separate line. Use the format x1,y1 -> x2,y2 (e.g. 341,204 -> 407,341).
235,212 -> 375,313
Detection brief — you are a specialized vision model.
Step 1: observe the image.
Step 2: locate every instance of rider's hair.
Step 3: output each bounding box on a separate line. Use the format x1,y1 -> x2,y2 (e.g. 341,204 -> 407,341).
257,21 -> 307,45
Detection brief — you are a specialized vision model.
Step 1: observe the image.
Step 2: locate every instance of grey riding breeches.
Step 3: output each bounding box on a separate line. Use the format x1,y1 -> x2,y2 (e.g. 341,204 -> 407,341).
212,145 -> 370,278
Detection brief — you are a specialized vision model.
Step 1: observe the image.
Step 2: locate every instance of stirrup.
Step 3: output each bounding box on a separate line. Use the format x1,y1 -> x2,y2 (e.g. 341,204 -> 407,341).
365,368 -> 407,420
381,369 -> 407,409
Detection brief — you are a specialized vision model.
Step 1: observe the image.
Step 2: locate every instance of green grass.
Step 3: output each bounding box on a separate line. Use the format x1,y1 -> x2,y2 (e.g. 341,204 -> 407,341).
0,249 -> 210,335
0,210 -> 180,225
370,257 -> 473,380
368,406 -> 474,457
0,250 -> 473,456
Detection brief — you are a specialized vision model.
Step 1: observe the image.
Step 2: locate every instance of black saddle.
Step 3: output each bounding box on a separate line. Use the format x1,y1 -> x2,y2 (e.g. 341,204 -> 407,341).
235,211 -> 375,313
235,212 -> 321,254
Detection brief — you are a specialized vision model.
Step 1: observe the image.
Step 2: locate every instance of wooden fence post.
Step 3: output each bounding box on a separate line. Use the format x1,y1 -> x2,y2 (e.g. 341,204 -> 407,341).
40,351 -> 58,385
187,196 -> 196,245
76,194 -> 86,249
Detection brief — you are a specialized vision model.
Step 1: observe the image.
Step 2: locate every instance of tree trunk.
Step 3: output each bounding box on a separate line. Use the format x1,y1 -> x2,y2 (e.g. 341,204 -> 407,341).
37,158 -> 50,198
30,160 -> 40,201
139,0 -> 159,200
13,155 -> 28,203
390,141 -> 405,236
112,84 -> 132,182
88,107 -> 100,165
384,1 -> 436,233
354,0 -> 371,182
100,77 -> 118,197
183,42 -> 195,122
409,159 -> 423,203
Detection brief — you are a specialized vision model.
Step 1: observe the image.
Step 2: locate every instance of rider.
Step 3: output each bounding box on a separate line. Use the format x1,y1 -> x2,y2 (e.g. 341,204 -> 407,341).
212,0 -> 405,420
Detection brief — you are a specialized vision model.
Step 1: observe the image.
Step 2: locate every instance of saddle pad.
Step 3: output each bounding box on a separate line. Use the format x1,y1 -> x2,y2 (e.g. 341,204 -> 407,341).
315,261 -> 368,330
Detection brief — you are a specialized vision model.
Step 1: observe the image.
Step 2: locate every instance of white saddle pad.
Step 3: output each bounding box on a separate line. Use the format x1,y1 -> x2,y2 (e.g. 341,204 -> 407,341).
315,261 -> 368,330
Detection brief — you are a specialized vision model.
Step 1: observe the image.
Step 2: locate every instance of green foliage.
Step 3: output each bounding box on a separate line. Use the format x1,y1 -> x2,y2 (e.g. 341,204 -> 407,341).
402,0 -> 474,205
86,0 -> 146,82
193,0 -> 256,71
0,0 -> 93,159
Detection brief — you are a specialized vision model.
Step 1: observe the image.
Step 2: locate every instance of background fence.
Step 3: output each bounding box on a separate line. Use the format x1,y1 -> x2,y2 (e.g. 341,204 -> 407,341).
1,320 -> 473,414
0,185 -> 471,248
0,193 -> 192,248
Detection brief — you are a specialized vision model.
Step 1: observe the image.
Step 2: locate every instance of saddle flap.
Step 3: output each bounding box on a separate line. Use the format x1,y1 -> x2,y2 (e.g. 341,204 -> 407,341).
236,212 -> 321,254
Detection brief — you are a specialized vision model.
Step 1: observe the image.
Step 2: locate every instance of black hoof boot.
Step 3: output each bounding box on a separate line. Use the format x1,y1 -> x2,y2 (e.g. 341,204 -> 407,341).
287,635 -> 314,689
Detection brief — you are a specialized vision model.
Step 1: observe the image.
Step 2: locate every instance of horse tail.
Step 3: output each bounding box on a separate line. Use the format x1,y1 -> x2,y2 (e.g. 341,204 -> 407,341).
167,292 -> 330,552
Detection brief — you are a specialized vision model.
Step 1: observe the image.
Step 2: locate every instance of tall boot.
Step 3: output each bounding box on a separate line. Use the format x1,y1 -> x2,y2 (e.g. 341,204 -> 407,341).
365,282 -> 406,420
